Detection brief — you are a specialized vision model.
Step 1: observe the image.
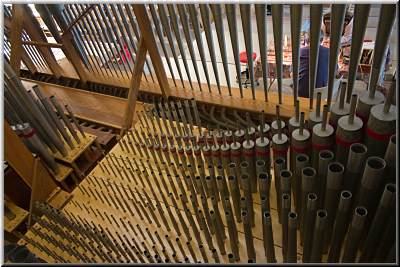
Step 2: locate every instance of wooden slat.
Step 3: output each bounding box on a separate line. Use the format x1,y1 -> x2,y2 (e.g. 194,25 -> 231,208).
22,40 -> 63,48
121,37 -> 147,135
60,32 -> 89,84
132,4 -> 171,97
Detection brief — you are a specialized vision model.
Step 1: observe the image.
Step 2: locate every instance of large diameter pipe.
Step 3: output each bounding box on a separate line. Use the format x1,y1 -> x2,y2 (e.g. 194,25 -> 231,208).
354,156 -> 386,220
343,143 -> 367,194
360,183 -> 396,262
327,190 -> 353,262
341,207 -> 368,262
255,4 -> 269,101
383,135 -> 396,185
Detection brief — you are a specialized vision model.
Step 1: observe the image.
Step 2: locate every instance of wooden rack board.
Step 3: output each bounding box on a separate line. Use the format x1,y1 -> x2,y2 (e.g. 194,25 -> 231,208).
19,118 -> 309,263
4,200 -> 29,233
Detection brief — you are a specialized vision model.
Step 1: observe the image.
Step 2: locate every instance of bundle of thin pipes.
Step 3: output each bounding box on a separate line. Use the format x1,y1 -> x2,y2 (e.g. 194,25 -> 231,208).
4,61 -> 87,174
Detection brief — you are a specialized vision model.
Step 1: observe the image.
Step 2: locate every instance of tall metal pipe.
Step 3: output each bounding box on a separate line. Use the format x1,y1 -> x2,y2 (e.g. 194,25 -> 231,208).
308,4 -> 323,109
242,210 -> 256,262
240,4 -> 256,99
225,4 -> 244,98
310,209 -> 328,262
210,4 -> 232,96
326,4 -> 346,108
199,4 -> 221,95
287,211 -> 298,263
302,193 -> 318,262
272,4 -> 283,103
343,143 -> 367,194
345,5 -> 371,102
290,5 -> 303,105
255,4 -> 269,101
327,190 -> 353,262
341,207 -> 368,262
360,183 -> 396,262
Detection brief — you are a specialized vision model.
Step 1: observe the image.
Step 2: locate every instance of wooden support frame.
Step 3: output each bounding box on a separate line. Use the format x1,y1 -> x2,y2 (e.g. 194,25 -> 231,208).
120,37 -> 147,135
20,12 -> 63,78
22,41 -> 64,48
60,31 -> 89,84
9,4 -> 25,75
132,4 -> 171,98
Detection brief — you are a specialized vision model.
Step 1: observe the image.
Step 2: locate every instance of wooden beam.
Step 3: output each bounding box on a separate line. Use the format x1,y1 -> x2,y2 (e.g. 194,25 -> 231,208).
120,37 -> 147,135
60,32 -> 88,84
22,40 -> 63,48
9,5 -> 25,75
132,4 -> 171,98
4,120 -> 55,193
22,6 -> 63,78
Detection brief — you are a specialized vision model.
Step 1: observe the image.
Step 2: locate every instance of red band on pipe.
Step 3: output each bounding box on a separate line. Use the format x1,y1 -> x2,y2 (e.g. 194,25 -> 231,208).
203,152 -> 211,157
243,151 -> 254,157
23,128 -> 36,138
221,152 -> 230,158
194,152 -> 202,157
366,127 -> 393,141
335,136 -> 362,148
255,150 -> 270,157
312,142 -> 333,151
231,151 -> 241,158
291,145 -> 310,154
273,147 -> 288,156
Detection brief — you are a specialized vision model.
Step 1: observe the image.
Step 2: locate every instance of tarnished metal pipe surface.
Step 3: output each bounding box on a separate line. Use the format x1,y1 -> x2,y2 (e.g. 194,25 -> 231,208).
310,209 -> 328,262
287,211 -> 298,263
262,211 -> 276,263
341,207 -> 368,262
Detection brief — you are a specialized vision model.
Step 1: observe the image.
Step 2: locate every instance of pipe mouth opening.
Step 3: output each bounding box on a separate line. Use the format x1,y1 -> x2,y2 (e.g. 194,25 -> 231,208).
207,165 -> 213,169
282,194 -> 290,200
205,176 -> 211,180
329,162 -> 344,173
241,196 -> 246,201
275,157 -> 285,164
367,157 -> 386,170
184,257 -> 189,261
302,167 -> 316,177
263,211 -> 271,218
280,170 -> 292,178
225,211 -> 230,216
228,162 -> 236,168
261,195 -> 267,201
248,260 -> 254,263
390,135 -> 396,144
386,184 -> 396,193
228,254 -> 234,258
228,175 -> 235,180
211,249 -> 217,253
341,191 -> 352,199
256,160 -> 265,166
350,143 -> 367,154
240,161 -> 249,168
308,193 -> 317,200
210,210 -> 215,215
217,165 -> 223,170
176,237 -> 180,241
259,173 -> 268,179
241,174 -> 249,180
296,154 -> 308,162
355,207 -> 367,216
320,150 -> 334,159
241,210 -> 247,216
171,253 -> 176,257
317,210 -> 327,218
289,212 -> 297,219
217,176 -> 223,180
199,244 -> 203,248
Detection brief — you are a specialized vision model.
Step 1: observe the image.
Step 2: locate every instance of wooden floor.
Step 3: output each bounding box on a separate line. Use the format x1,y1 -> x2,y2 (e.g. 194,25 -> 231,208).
20,114 -> 306,263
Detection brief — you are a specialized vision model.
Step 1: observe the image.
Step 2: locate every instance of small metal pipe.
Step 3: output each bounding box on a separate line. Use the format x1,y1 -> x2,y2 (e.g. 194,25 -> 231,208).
263,211 -> 277,263
281,193 -> 291,262
287,211 -> 298,263
302,193 -> 318,262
